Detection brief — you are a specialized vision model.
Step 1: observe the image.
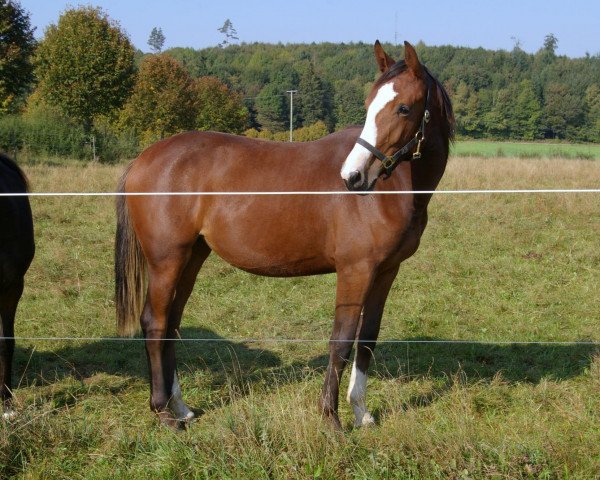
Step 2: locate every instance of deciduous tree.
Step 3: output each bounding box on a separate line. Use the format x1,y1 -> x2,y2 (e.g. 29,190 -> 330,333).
543,83 -> 584,139
453,81 -> 483,137
584,84 -> 600,142
35,6 -> 135,129
119,54 -> 195,145
192,76 -> 248,133
333,80 -> 365,129
0,0 -> 36,112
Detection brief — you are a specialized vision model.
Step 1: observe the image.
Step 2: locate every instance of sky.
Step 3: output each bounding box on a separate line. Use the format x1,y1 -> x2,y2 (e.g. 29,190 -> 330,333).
20,0 -> 600,58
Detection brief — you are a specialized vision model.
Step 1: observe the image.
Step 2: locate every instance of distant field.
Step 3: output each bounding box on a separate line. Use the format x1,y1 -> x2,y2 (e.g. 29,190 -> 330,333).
1,157 -> 599,478
452,140 -> 600,160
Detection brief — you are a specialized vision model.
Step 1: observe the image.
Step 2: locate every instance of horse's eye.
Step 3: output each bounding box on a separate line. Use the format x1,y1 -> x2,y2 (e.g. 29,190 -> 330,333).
397,104 -> 410,116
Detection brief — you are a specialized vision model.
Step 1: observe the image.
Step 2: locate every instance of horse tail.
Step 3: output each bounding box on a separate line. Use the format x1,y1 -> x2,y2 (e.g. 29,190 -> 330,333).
115,165 -> 146,337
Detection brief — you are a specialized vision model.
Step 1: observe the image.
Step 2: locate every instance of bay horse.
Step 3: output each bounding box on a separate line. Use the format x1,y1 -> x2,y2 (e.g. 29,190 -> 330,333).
0,153 -> 35,420
115,41 -> 454,429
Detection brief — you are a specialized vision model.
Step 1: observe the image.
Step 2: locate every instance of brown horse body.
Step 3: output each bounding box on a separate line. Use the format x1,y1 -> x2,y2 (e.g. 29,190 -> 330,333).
116,41 -> 454,428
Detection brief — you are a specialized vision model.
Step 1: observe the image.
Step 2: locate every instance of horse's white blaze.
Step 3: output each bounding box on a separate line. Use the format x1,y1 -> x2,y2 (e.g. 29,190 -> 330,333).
168,372 -> 194,420
346,358 -> 375,427
341,81 -> 398,182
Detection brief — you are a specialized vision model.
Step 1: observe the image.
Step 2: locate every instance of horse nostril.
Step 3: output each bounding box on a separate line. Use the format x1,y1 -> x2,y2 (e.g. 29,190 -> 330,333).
348,170 -> 361,187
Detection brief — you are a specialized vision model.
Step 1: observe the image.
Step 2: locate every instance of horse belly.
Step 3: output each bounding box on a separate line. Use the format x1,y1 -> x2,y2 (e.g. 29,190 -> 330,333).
200,199 -> 334,277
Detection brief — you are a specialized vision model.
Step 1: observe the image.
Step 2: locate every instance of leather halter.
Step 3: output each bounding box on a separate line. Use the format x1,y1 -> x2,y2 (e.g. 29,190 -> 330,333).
355,79 -> 431,178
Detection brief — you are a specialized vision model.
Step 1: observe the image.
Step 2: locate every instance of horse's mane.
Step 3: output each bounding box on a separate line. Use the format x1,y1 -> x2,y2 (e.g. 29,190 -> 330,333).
0,152 -> 29,191
374,60 -> 455,142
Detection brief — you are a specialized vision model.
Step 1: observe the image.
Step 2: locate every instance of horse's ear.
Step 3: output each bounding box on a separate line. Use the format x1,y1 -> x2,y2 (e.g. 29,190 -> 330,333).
404,41 -> 424,78
374,40 -> 395,73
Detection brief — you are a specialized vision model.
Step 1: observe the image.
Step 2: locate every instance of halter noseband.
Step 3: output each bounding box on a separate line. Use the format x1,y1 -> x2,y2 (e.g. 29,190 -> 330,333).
355,79 -> 431,178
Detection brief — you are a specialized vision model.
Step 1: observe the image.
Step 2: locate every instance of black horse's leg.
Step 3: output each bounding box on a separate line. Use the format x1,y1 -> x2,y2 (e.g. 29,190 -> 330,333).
0,279 -> 24,419
347,266 -> 399,427
320,263 -> 375,429
163,238 -> 211,422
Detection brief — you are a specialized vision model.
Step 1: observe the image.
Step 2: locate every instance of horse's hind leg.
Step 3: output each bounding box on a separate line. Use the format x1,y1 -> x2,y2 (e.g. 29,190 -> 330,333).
347,266 -> 398,427
141,245 -> 195,428
163,238 -> 211,421
0,279 -> 24,420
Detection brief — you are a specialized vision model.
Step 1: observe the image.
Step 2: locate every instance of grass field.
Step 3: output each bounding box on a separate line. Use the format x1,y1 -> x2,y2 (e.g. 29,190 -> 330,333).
1,154 -> 599,478
451,140 -> 600,160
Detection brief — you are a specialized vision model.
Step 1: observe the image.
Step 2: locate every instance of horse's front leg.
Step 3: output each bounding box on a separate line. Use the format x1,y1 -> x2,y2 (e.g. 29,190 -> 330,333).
320,263 -> 375,429
0,280 -> 23,421
347,266 -> 399,427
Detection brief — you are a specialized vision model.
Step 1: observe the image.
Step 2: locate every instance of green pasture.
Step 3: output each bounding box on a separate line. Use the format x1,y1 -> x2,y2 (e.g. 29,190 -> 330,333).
1,158 -> 599,478
451,140 -> 600,160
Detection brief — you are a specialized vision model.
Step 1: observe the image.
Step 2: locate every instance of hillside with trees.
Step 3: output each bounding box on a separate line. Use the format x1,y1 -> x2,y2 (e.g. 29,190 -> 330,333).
0,3 -> 598,162
166,38 -> 599,142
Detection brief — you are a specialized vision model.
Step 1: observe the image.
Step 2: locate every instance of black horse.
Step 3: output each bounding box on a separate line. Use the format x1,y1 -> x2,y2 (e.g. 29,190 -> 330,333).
0,153 -> 34,419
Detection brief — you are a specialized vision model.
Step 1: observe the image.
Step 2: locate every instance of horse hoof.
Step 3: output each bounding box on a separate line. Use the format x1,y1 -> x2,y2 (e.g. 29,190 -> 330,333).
2,409 -> 17,422
321,411 -> 343,431
354,412 -> 376,428
157,411 -> 187,431
179,410 -> 195,424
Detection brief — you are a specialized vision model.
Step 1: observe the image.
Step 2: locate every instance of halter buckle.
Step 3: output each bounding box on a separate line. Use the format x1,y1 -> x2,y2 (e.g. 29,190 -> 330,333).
382,156 -> 395,170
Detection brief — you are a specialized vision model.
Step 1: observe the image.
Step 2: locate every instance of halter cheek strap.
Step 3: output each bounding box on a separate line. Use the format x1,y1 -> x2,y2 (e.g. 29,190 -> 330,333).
356,117 -> 427,177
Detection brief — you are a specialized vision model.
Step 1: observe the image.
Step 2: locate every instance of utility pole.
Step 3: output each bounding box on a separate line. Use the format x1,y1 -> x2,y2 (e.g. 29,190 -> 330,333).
286,90 -> 297,142
91,134 -> 97,162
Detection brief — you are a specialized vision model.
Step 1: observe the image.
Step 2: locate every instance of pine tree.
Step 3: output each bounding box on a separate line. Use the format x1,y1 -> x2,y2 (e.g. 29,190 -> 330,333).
217,19 -> 238,48
148,27 -> 165,53
297,62 -> 328,127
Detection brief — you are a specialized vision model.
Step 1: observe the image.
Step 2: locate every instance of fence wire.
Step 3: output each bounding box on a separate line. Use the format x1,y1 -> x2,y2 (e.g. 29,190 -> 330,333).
2,188 -> 600,197
1,187 -> 598,347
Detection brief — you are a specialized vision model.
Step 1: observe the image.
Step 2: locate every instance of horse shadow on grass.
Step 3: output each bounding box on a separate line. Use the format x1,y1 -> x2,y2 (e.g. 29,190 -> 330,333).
12,327 -> 282,394
368,337 -> 598,384
12,331 -> 597,417
306,336 -> 598,419
14,332 -> 597,388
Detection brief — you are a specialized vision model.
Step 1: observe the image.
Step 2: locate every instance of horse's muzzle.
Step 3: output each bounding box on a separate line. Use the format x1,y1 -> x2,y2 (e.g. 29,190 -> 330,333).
344,170 -> 377,193
344,170 -> 366,191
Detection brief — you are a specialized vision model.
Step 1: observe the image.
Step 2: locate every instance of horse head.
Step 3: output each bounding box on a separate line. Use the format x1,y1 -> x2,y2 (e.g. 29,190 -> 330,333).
341,41 -> 431,191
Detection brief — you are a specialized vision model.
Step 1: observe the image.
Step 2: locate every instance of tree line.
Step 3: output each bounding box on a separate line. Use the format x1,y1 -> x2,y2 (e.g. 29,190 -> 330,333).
1,3 -> 598,162
168,35 -> 599,142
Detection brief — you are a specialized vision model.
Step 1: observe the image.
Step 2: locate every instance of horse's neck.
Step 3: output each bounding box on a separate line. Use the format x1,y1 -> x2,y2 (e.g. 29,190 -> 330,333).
414,125 -> 448,187
407,135 -> 448,219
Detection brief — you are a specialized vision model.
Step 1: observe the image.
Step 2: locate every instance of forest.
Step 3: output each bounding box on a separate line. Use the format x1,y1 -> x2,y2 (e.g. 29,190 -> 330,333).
166,37 -> 599,142
1,4 -> 599,162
